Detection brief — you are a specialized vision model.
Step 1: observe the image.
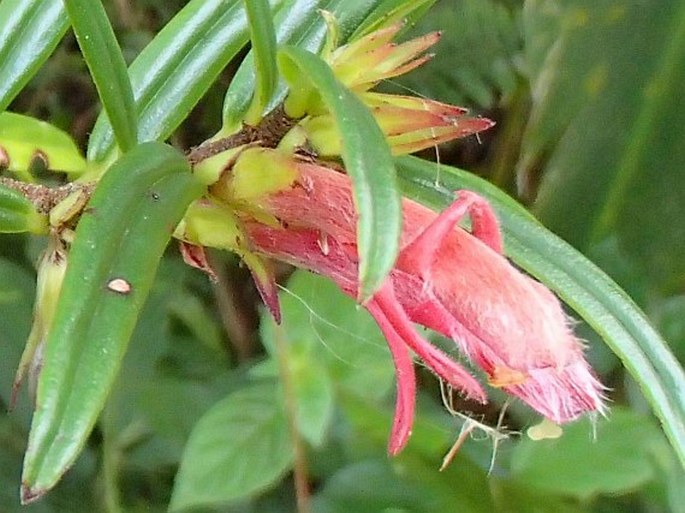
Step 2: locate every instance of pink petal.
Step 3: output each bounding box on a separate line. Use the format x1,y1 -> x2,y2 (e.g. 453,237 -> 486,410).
373,282 -> 487,404
367,298 -> 417,455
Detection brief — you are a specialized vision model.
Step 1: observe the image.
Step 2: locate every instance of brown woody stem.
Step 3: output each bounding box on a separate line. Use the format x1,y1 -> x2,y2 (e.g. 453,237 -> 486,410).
186,105 -> 297,166
2,105 -> 299,216
0,177 -> 94,215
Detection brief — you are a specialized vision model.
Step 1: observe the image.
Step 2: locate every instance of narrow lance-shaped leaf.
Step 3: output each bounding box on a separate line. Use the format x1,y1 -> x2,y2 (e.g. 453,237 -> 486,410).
0,0 -> 68,113
395,155 -> 685,469
21,142 -> 203,502
63,0 -> 137,153
223,0 -> 324,130
243,0 -> 278,125
87,0 -> 283,163
279,46 -> 402,301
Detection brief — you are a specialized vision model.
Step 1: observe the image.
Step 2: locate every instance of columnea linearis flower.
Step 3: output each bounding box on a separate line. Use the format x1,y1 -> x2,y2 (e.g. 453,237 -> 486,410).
180,20 -> 606,454
181,151 -> 606,454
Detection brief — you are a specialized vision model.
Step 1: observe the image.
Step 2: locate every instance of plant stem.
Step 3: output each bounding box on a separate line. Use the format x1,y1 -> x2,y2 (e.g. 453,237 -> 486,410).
186,105 -> 297,166
209,253 -> 256,361
102,429 -> 123,513
489,81 -> 531,196
1,105 -> 298,219
0,176 -> 93,214
273,322 -> 311,513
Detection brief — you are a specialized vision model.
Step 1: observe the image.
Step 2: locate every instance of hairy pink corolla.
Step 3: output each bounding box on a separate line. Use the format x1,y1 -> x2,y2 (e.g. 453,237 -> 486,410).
213,152 -> 606,454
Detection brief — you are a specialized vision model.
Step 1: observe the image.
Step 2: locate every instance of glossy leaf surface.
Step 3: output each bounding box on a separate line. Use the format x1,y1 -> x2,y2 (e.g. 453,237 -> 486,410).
22,142 -> 203,502
0,0 -> 68,113
63,0 -> 138,152
87,0 -> 282,162
222,0 -> 386,129
243,0 -> 278,124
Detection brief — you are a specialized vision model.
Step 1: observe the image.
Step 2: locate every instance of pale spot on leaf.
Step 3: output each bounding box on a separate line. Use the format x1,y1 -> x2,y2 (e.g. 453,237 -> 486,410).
107,278 -> 132,295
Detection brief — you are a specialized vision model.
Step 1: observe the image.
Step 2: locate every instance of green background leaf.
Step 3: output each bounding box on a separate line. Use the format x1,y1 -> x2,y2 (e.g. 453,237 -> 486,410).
170,383 -> 293,511
511,408 -> 664,498
273,271 -> 394,400
0,0 -> 68,113
388,0 -> 523,109
520,0 -> 685,292
0,259 -> 98,512
0,185 -> 46,234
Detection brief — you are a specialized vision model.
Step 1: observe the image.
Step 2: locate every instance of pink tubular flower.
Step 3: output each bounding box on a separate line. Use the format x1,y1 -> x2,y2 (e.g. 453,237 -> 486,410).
217,155 -> 606,454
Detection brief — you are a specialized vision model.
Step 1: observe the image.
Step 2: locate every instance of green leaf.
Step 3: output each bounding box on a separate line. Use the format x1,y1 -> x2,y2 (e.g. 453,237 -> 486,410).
395,155 -> 685,469
0,258 -> 36,422
316,454 -> 494,513
260,275 -> 338,447
315,459 -> 434,513
291,358 -> 334,447
222,0 -> 326,130
279,46 -> 402,301
221,0 -> 389,130
0,417 -> 98,513
63,0 -> 138,153
520,1 -> 685,290
87,0 -> 278,162
490,482 -> 588,513
511,408 -> 662,498
0,0 -> 68,113
243,0 -> 278,125
168,291 -> 225,353
388,0 -> 523,109
103,258 -> 231,469
653,295 -> 685,362
22,142 -> 203,502
169,383 -> 293,511
0,185 -> 47,234
276,271 -> 394,400
0,112 -> 87,177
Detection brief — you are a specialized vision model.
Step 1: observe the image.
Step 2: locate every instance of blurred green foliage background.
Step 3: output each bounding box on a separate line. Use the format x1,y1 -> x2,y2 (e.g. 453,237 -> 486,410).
1,0 -> 684,511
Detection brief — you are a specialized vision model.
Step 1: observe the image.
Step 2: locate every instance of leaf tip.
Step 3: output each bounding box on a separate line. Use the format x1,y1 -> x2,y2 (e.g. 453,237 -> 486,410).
20,482 -> 45,505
